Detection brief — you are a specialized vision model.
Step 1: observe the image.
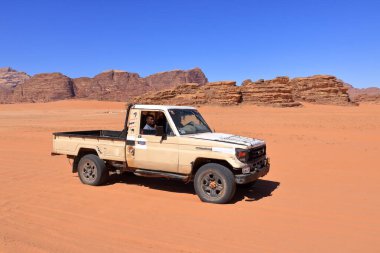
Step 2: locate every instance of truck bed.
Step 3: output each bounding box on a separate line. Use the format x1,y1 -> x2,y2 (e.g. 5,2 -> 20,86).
53,130 -> 125,140
52,130 -> 127,162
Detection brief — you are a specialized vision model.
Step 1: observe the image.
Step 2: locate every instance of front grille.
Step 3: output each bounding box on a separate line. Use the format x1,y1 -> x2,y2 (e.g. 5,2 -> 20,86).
247,145 -> 266,163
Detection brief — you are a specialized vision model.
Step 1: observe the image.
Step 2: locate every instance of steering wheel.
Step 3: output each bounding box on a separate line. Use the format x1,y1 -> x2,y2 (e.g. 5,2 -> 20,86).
184,121 -> 195,127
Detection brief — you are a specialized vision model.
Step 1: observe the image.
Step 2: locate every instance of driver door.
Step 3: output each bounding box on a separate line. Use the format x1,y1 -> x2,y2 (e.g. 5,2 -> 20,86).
133,110 -> 179,172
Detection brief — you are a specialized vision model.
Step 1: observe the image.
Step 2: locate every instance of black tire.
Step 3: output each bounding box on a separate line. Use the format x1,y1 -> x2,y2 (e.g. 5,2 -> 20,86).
77,154 -> 109,186
238,180 -> 258,188
194,163 -> 236,204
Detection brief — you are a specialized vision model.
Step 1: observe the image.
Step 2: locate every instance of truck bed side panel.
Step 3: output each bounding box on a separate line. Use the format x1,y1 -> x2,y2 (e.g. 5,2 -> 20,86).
53,135 -> 126,162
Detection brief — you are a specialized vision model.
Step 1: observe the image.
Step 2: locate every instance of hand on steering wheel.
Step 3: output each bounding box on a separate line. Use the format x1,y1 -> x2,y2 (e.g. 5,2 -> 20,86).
184,121 -> 195,126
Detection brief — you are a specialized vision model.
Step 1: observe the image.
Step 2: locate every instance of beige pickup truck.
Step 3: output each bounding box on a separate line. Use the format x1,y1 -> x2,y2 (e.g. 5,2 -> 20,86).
52,104 -> 270,204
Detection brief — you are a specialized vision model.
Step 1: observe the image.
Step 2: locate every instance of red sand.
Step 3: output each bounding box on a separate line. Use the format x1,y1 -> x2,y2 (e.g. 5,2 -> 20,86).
1,100 -> 379,253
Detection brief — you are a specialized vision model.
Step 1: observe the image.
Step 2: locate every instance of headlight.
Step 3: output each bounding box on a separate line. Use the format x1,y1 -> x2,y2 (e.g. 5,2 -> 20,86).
235,148 -> 249,163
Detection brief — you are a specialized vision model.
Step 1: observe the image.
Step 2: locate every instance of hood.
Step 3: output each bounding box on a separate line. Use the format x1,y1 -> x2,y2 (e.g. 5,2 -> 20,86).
186,132 -> 265,148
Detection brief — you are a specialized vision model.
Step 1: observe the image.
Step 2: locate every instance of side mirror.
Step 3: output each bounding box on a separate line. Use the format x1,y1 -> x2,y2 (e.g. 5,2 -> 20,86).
155,126 -> 166,138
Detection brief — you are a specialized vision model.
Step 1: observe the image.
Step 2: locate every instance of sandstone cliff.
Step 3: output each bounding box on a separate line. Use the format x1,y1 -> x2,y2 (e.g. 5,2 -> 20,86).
241,77 -> 301,107
347,87 -> 380,103
130,81 -> 241,105
290,75 -> 351,105
0,67 -> 30,87
202,81 -> 242,105
12,73 -> 74,103
131,75 -> 354,107
0,67 -> 208,103
0,66 -> 373,106
73,68 -> 208,101
73,70 -> 150,101
144,68 -> 208,91
0,67 -> 30,103
0,86 -> 13,104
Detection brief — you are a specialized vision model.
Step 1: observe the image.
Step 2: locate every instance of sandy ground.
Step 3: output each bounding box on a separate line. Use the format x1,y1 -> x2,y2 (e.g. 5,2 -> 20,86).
0,100 -> 379,253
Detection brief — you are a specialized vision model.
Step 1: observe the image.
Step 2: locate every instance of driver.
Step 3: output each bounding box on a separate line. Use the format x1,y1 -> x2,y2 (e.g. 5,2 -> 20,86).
170,110 -> 196,134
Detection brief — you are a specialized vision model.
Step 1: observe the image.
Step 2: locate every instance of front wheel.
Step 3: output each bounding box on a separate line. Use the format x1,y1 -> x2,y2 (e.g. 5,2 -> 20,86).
194,163 -> 236,204
78,154 -> 109,186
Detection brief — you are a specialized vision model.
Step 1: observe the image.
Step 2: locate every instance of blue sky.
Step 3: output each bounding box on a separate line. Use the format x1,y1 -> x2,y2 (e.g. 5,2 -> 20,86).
1,0 -> 379,88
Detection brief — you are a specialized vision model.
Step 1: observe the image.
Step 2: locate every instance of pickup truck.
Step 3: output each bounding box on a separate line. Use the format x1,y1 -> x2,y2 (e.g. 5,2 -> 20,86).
52,104 -> 270,204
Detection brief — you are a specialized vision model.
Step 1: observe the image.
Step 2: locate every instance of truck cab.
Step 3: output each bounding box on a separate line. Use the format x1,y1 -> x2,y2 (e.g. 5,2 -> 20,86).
52,104 -> 270,204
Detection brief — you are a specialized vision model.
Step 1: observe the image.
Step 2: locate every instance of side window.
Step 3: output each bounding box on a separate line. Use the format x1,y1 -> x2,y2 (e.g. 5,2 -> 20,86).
140,110 -> 175,136
140,111 -> 156,135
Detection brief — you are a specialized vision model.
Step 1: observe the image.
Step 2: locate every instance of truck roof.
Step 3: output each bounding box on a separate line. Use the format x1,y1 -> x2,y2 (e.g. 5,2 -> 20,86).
133,104 -> 197,110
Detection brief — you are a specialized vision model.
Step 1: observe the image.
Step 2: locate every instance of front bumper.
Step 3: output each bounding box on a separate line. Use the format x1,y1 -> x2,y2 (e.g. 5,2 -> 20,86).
235,158 -> 270,184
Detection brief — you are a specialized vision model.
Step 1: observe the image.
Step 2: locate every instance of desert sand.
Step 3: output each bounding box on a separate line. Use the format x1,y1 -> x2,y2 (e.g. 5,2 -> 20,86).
0,100 -> 379,253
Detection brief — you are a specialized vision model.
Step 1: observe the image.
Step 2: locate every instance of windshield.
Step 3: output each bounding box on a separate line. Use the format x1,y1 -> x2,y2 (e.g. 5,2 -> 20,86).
168,109 -> 212,135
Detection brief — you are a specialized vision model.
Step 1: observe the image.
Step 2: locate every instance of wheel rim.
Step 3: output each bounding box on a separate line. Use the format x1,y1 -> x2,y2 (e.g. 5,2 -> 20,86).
201,172 -> 224,198
80,160 -> 97,183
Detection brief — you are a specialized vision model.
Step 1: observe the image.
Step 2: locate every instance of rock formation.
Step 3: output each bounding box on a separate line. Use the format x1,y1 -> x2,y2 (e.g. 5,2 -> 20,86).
346,86 -> 380,103
290,75 -> 351,105
0,67 -> 208,103
12,73 -> 74,103
241,77 -> 301,107
131,75 -> 355,107
72,68 -> 208,101
0,67 -> 30,87
131,83 -> 201,105
0,85 -> 13,104
0,66 -> 374,106
73,70 -> 150,101
0,67 -> 30,103
144,68 -> 208,91
201,81 -> 242,105
130,81 -> 241,105
241,75 -> 353,106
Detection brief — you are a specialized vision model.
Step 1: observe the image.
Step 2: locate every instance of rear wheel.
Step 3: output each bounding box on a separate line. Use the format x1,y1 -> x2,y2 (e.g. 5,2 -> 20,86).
194,163 -> 236,204
78,154 -> 109,186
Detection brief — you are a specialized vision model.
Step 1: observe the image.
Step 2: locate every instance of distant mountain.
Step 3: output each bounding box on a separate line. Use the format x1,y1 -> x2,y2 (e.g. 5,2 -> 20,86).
0,66 -> 379,105
346,86 -> 380,103
0,67 -> 208,103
